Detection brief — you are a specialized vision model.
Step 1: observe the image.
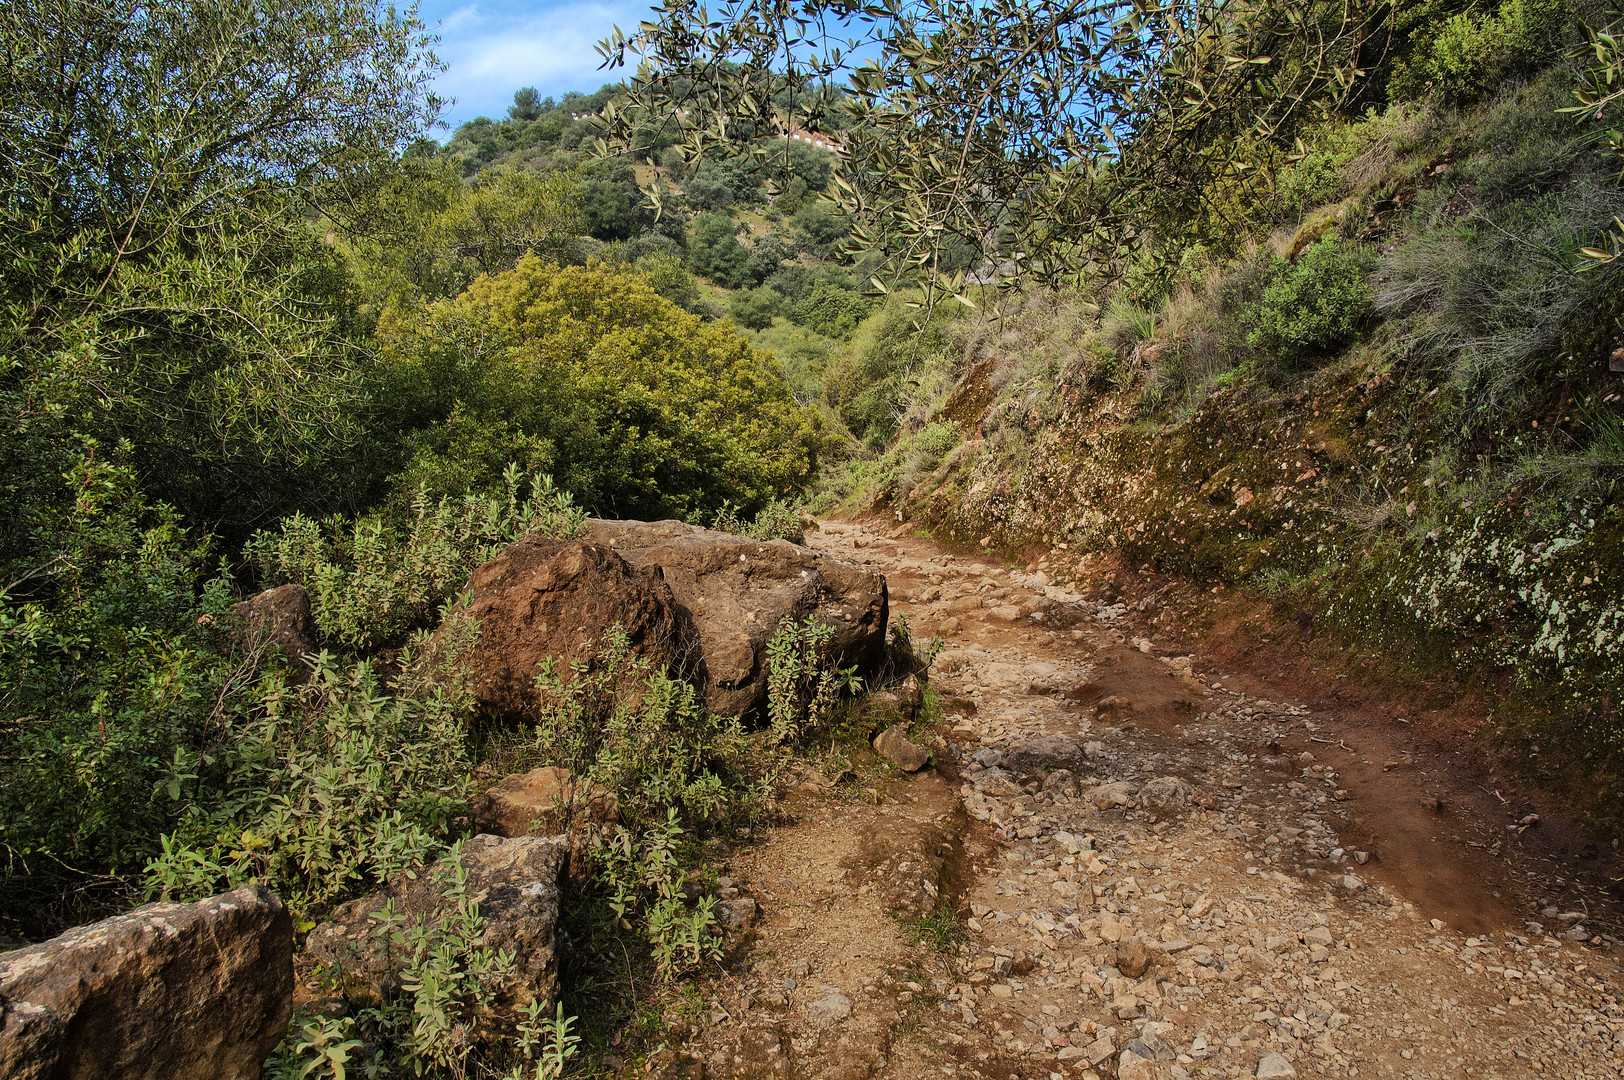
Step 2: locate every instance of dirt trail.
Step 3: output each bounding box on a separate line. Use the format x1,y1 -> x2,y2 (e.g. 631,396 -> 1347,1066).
652,520 -> 1623,1080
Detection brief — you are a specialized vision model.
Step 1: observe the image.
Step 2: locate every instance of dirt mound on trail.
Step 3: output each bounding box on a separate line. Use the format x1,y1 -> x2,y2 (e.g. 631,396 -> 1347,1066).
1064,645 -> 1203,730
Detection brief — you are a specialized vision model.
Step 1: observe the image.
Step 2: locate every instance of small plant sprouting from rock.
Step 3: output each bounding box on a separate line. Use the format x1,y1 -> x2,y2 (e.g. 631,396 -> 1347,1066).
765,617 -> 863,745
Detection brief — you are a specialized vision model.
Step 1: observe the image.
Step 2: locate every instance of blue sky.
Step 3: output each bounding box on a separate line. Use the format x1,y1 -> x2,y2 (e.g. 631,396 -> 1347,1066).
419,0 -> 651,133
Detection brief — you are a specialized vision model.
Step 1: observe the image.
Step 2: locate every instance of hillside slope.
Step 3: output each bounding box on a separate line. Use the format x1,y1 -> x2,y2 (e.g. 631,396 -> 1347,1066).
837,71 -> 1624,824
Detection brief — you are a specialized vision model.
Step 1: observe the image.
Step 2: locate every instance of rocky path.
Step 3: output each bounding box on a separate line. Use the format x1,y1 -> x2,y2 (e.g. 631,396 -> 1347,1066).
657,520 -> 1623,1080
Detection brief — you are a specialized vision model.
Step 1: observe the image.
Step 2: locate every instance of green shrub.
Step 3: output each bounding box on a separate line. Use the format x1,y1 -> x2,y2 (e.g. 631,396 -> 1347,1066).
247,468 -> 584,651
793,281 -> 875,340
730,286 -> 788,330
823,292 -> 958,448
144,618 -> 481,910
688,212 -> 752,286
765,618 -> 863,745
377,257 -> 822,519
527,630 -> 753,829
710,498 -> 806,541
1393,0 -> 1574,105
0,452 -> 254,929
634,250 -> 710,316
1246,237 -> 1375,360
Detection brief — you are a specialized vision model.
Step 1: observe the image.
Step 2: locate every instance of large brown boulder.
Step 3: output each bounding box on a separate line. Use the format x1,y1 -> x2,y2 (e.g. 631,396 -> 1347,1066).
306,834 -> 566,1014
460,539 -> 692,719
0,884 -> 293,1080
586,519 -> 888,718
235,584 -> 318,681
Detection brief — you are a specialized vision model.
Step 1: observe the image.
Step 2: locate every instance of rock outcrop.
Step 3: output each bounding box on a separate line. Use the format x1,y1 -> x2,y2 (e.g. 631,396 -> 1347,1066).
235,584 -> 318,680
460,539 -> 692,719
0,884 -> 293,1080
471,766 -> 618,839
586,519 -> 888,717
306,834 -> 566,1013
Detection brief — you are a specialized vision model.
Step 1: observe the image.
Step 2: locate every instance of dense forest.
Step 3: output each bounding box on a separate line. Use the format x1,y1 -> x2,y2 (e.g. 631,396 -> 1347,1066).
2,0 -> 1623,1074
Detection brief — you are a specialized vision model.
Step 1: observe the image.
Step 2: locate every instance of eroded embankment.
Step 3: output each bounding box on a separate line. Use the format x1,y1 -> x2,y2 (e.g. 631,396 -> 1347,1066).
879,356 -> 1624,829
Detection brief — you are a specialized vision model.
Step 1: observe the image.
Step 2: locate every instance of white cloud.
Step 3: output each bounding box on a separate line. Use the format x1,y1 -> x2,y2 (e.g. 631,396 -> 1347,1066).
426,0 -> 648,128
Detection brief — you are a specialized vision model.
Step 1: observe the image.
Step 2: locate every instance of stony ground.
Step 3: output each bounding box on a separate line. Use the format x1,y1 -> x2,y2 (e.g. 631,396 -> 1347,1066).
651,519 -> 1624,1080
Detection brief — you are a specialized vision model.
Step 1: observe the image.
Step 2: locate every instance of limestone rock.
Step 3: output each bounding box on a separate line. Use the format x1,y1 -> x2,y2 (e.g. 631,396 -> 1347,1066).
1257,1052 -> 1298,1078
873,724 -> 931,772
235,584 -> 318,680
0,884 -> 292,1080
307,834 -> 565,1015
587,519 -> 888,717
718,898 -> 759,931
1091,781 -> 1138,810
1115,936 -> 1155,978
459,539 -> 689,719
1118,1049 -> 1156,1080
1041,768 -> 1079,799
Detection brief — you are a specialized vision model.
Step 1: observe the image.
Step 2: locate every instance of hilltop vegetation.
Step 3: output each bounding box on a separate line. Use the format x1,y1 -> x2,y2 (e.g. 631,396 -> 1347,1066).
3,0 -> 1624,1073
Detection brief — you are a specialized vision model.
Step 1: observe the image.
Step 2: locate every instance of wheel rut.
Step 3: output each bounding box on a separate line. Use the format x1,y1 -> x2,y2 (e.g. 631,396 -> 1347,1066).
647,520 -> 1623,1080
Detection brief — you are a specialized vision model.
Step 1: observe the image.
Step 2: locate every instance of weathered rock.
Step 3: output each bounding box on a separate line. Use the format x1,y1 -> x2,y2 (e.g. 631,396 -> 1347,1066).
307,834 -> 566,1013
806,992 -> 852,1024
1040,769 -> 1079,799
460,539 -> 690,719
235,584 -> 318,680
1118,1049 -> 1156,1080
1115,936 -> 1156,978
0,885 -> 292,1080
472,766 -> 618,838
586,519 -> 888,717
1257,1051 -> 1298,1078
1006,735 -> 1088,775
1083,1034 -> 1116,1066
718,898 -> 759,931
873,724 -> 931,772
1138,775 -> 1194,810
1091,781 -> 1138,810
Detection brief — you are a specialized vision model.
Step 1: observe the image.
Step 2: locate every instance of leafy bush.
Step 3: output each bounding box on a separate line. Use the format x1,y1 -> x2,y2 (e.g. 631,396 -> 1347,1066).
730,286 -> 788,330
0,454 -> 252,929
789,201 -> 852,258
378,257 -> 822,519
246,468 -> 584,651
765,618 -> 863,744
710,498 -> 806,541
633,250 -> 710,316
144,619 -> 481,910
579,159 -> 657,241
688,212 -> 752,286
1394,0 -> 1573,105
525,631 -> 753,829
823,292 -> 959,447
1246,237 -> 1375,360
793,281 -> 875,339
